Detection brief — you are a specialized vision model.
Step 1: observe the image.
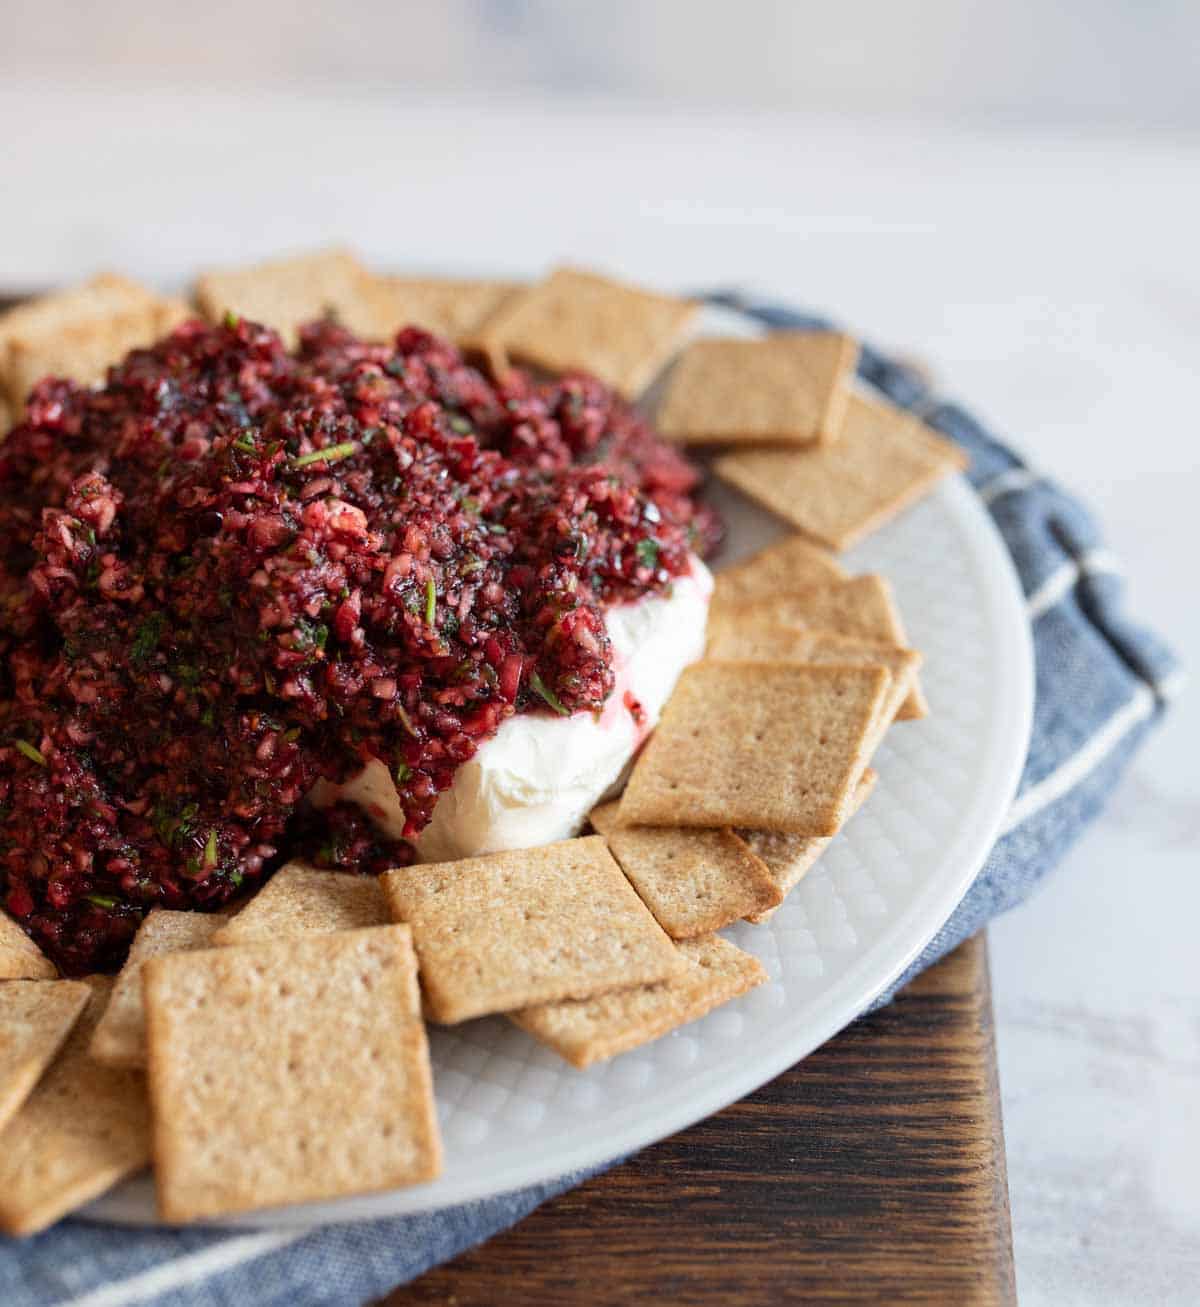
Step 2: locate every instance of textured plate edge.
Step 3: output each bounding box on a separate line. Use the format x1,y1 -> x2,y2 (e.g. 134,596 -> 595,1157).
84,470 -> 1035,1230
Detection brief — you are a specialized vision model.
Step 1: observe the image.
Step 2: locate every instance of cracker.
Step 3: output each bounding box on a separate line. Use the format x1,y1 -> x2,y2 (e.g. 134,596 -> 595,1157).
471,266 -> 697,398
370,277 -> 520,342
0,980 -> 91,1134
89,910 -> 223,1070
715,390 -> 968,550
1,273 -> 179,411
737,770 -> 878,923
212,862 -> 389,947
712,534 -> 845,615
0,976 -> 150,1237
0,911 -> 57,979
589,802 -> 780,937
512,934 -> 766,1069
145,924 -> 439,1222
706,575 -> 926,718
617,662 -> 889,835
194,248 -> 388,346
706,628 -> 920,746
383,837 -> 682,1023
657,333 -> 859,445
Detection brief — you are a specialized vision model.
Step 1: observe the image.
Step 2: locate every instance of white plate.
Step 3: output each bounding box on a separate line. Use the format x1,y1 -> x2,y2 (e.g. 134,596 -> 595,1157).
87,315 -> 1034,1230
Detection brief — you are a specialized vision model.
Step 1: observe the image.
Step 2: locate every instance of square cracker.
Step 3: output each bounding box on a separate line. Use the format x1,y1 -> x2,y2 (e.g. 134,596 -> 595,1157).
370,277 -> 520,342
656,333 -> 859,445
617,662 -> 890,835
471,266 -> 698,398
512,934 -> 766,1069
706,574 -> 926,719
382,837 -> 682,1023
89,910 -> 223,1070
736,770 -> 878,924
588,802 -> 781,937
0,980 -> 91,1135
0,976 -> 151,1237
706,628 -> 921,748
144,925 -> 440,1223
715,390 -> 969,550
712,534 -> 845,615
194,247 -> 388,346
0,912 -> 57,979
212,862 -> 389,948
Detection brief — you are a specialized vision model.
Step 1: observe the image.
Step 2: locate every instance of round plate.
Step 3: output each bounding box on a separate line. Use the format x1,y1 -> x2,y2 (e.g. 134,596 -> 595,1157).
86,316 -> 1034,1229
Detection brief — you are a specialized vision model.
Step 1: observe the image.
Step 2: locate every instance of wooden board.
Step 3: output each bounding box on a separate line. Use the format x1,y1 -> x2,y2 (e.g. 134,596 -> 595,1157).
387,933 -> 1014,1305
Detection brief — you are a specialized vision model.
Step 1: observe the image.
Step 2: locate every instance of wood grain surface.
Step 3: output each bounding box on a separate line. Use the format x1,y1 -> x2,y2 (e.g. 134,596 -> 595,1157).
386,933 -> 1014,1306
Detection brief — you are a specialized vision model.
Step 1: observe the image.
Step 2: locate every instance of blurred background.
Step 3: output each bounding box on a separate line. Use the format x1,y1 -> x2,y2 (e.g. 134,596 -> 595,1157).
3,4 -> 1198,1304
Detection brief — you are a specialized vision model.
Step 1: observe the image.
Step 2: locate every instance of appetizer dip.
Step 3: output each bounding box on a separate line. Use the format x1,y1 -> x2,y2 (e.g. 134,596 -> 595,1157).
0,317 -> 717,974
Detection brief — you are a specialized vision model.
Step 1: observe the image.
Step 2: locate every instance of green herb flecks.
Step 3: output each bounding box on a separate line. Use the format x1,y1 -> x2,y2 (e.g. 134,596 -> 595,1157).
203,828 -> 219,869
291,441 -> 358,469
15,739 -> 47,766
131,612 -> 167,663
635,538 -> 660,570
222,310 -> 241,330
424,577 -> 437,626
530,670 -> 569,717
86,893 -> 118,909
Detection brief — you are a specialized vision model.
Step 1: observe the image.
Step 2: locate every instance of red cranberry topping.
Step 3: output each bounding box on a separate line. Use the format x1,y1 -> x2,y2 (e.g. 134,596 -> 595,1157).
0,315 -> 718,974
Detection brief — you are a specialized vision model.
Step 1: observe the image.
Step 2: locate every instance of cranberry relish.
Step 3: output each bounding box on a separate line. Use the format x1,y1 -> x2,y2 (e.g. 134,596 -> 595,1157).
0,316 -> 719,975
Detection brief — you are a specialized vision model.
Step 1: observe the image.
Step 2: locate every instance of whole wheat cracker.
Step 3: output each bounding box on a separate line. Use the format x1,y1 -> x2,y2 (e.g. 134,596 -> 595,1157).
617,662 -> 891,835
0,980 -> 91,1135
469,266 -> 697,399
382,837 -> 683,1023
588,802 -> 781,938
0,976 -> 150,1237
89,910 -> 224,1070
212,862 -> 389,948
0,911 -> 57,979
145,925 -> 440,1223
656,333 -> 859,445
370,277 -> 520,343
711,534 -> 846,615
194,247 -> 389,346
705,574 -> 926,719
736,770 -> 878,923
512,934 -> 766,1069
715,390 -> 969,551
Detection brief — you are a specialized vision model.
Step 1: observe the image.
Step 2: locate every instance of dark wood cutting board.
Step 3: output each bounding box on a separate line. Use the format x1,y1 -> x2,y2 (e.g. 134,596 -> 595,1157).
386,933 -> 1015,1306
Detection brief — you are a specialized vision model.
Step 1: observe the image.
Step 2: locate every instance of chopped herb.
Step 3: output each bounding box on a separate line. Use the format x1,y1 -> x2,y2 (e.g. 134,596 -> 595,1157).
488,523 -> 508,535
291,441 -> 358,469
86,893 -> 118,909
384,357 -> 407,378
199,703 -> 216,727
394,762 -> 412,785
131,612 -> 167,663
635,538 -> 660,570
424,577 -> 437,625
233,432 -> 259,453
448,415 -> 473,434
228,872 -> 244,889
293,618 -> 329,653
203,828 -> 219,868
530,670 -> 569,717
395,702 -> 418,736
15,739 -> 47,766
222,310 -> 240,330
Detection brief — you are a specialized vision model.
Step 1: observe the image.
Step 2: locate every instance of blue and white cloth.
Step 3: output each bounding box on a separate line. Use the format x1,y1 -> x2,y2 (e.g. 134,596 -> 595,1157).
1,294 -> 1179,1307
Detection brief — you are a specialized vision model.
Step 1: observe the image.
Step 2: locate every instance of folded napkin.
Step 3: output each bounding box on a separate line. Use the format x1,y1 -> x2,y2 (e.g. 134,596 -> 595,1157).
1,294 -> 1178,1307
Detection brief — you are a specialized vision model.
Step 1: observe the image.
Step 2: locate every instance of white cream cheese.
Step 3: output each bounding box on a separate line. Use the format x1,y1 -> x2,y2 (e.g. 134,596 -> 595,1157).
313,557 -> 712,862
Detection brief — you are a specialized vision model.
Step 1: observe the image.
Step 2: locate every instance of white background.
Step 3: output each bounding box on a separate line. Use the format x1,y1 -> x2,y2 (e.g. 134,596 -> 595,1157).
2,6 -> 1198,1298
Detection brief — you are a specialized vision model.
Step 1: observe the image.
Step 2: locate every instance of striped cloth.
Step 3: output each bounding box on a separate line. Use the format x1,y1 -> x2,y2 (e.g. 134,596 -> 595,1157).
0,294 -> 1178,1306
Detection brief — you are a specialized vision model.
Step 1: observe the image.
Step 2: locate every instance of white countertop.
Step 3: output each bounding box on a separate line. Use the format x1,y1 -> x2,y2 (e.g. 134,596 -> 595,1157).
4,84 -> 1197,1304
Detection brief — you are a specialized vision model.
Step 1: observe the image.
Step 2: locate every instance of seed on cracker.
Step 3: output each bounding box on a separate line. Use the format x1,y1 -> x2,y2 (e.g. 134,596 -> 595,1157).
706,575 -> 925,719
617,662 -> 890,835
89,910 -> 224,1070
383,837 -> 682,1023
589,802 -> 780,937
712,534 -> 845,615
0,980 -> 91,1135
470,266 -> 698,399
715,390 -> 968,551
370,276 -> 520,343
145,925 -> 440,1223
213,862 -> 389,947
0,977 -> 150,1237
706,627 -> 920,747
656,333 -> 859,446
513,934 -> 766,1069
195,247 -> 389,346
736,770 -> 878,924
1,912 -> 58,979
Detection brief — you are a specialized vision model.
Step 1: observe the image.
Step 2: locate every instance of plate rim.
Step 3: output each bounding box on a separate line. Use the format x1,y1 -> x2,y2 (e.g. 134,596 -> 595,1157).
85,469 -> 1035,1230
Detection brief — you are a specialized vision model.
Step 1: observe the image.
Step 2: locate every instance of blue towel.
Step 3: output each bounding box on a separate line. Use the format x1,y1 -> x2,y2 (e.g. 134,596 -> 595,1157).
1,294 -> 1179,1307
